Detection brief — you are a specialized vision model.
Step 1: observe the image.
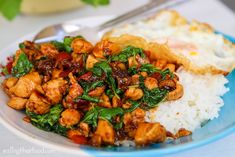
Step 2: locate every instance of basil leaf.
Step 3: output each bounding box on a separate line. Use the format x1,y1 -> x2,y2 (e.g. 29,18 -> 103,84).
139,63 -> 157,74
81,0 -> 109,6
125,100 -> 140,113
92,61 -> 119,98
0,0 -> 22,20
12,53 -> 33,77
139,76 -> 168,109
82,106 -> 124,129
26,104 -> 68,136
51,41 -> 72,53
111,46 -> 145,62
76,94 -> 100,103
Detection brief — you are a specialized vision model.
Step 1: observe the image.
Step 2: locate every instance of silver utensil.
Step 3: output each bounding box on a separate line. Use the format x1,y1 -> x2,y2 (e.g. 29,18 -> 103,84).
33,0 -> 187,43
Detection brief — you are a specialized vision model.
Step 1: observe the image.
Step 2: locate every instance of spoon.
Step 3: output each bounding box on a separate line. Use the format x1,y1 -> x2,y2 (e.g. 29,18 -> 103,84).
33,0 -> 187,43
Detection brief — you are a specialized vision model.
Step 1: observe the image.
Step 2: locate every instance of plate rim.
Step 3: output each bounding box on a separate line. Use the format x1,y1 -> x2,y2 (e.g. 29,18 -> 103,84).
0,15 -> 235,157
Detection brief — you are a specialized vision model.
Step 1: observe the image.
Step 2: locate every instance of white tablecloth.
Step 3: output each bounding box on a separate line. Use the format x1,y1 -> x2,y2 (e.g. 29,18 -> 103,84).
1,0 -> 235,156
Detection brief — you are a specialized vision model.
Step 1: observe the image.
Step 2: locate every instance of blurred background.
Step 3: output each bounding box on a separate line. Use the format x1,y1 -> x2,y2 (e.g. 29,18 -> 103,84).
0,0 -> 235,48
0,0 -> 235,157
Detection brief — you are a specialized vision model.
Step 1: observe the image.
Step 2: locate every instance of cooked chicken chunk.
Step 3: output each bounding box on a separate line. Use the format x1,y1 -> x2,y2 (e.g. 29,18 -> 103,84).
92,119 -> 115,146
8,97 -> 27,110
123,108 -> 146,138
125,87 -> 143,100
2,77 -> 18,96
135,122 -> 166,145
167,83 -> 183,101
9,72 -> 41,98
88,86 -> 105,97
98,93 -> 112,108
26,91 -> 50,115
144,77 -> 158,90
63,73 -> 83,108
175,128 -> 192,138
2,77 -> 18,89
71,38 -> 93,54
93,40 -> 120,58
86,54 -> 98,69
59,109 -> 81,127
153,59 -> 167,70
40,43 -> 59,58
42,78 -> 67,104
79,122 -> 90,137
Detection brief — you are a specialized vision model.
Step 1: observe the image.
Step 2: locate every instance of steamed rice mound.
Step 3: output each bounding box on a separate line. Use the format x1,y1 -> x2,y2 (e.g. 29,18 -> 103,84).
146,67 -> 229,133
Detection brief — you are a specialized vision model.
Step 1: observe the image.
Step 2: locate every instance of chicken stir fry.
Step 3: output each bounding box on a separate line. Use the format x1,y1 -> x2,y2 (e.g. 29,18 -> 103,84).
1,36 -> 190,147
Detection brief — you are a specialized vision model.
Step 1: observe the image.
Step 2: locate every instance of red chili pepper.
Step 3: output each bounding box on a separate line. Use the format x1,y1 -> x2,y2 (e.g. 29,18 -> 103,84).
70,135 -> 88,145
6,60 -> 13,74
77,72 -> 93,81
56,52 -> 72,62
59,70 -> 71,77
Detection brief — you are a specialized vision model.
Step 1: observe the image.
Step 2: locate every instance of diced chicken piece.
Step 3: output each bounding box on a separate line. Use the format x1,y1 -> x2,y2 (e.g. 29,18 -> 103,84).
153,59 -> 167,70
144,77 -> 158,90
88,86 -> 105,97
92,120 -> 115,146
131,74 -> 140,85
131,108 -> 146,124
86,55 -> 98,69
128,56 -> 138,67
63,73 -> 83,108
42,78 -> 67,104
59,109 -> 81,127
40,43 -> 59,57
167,83 -> 183,101
9,72 -> 41,98
158,79 -> 176,90
79,122 -> 90,137
92,40 -> 120,58
2,77 -> 18,89
98,93 -> 111,108
164,63 -> 176,72
26,91 -> 50,115
52,69 -> 63,79
71,38 -> 93,54
67,129 -> 88,145
135,122 -> 166,145
123,108 -> 146,138
7,97 -> 27,110
112,96 -> 121,108
125,87 -> 143,100
175,128 -> 192,138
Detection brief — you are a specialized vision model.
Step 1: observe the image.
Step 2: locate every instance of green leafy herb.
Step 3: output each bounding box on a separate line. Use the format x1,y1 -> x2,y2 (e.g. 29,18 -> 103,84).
127,66 -> 138,75
128,63 -> 174,80
92,61 -> 119,98
139,76 -> 168,109
82,106 -> 124,129
26,104 -> 68,136
81,0 -> 109,6
125,100 -> 140,113
12,53 -> 33,77
161,68 -> 174,80
0,0 -> 22,20
19,42 -> 26,49
51,41 -> 72,53
111,46 -> 145,62
76,80 -> 104,103
139,63 -> 157,74
77,94 -> 100,103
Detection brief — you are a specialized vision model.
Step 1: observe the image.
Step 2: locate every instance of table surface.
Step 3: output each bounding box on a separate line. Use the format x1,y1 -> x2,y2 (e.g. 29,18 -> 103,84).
1,0 -> 235,156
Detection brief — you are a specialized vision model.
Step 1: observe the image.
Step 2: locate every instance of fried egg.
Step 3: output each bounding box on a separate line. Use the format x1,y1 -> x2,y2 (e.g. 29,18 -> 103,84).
105,10 -> 235,74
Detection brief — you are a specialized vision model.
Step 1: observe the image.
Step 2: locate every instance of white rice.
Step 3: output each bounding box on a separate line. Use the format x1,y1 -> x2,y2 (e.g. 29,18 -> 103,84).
145,67 -> 229,134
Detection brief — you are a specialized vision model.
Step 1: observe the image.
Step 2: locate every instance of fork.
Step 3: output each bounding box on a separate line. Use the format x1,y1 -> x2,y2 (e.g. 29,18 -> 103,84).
33,0 -> 187,44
